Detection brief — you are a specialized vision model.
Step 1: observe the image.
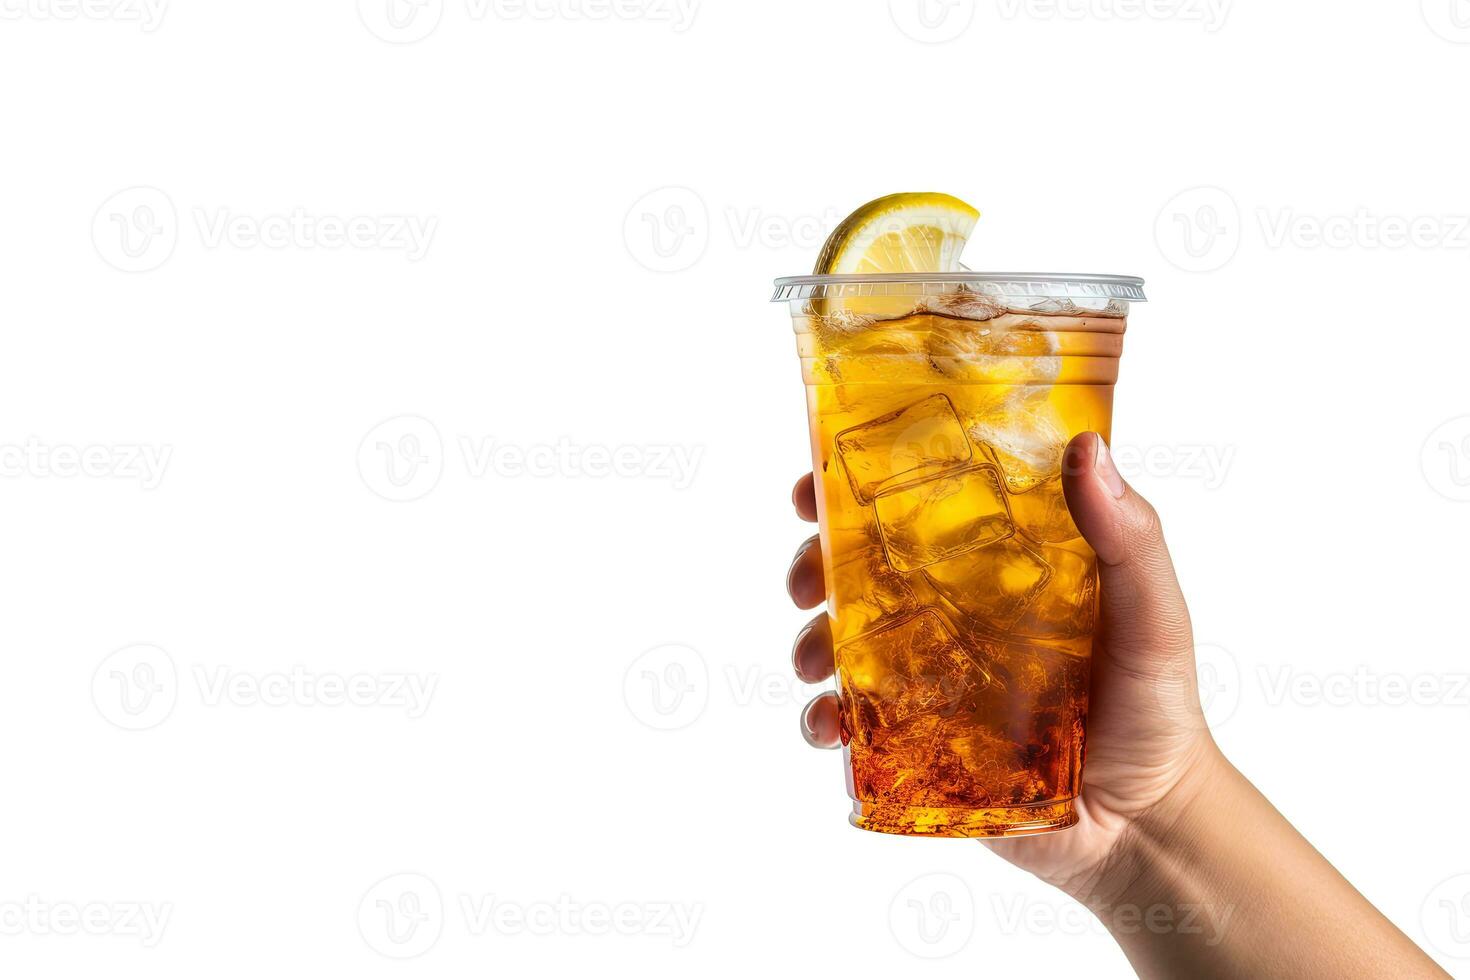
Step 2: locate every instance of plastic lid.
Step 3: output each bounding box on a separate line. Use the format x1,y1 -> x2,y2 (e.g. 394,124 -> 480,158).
770,271 -> 1146,303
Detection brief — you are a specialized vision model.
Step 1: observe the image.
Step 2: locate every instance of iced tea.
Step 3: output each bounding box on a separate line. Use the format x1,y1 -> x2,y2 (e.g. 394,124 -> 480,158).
778,276 -> 1139,837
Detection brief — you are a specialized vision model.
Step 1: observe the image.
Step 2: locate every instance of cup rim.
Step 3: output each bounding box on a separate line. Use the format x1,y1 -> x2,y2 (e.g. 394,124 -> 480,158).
770,271 -> 1146,303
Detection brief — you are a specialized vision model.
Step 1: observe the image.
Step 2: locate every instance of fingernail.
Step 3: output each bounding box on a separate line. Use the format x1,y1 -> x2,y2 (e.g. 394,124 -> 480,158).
788,535 -> 817,569
1062,436 -> 1091,479
1095,436 -> 1126,499
799,705 -> 818,744
786,538 -> 813,589
790,623 -> 815,674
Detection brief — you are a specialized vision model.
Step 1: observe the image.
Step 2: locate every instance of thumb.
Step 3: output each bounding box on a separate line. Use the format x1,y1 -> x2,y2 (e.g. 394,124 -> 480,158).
1061,432 -> 1194,673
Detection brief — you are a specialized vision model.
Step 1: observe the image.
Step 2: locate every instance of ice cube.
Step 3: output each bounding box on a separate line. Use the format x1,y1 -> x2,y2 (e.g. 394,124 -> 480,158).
834,394 -> 973,505
1012,543 -> 1098,641
836,610 -> 990,729
914,290 -> 1008,321
1019,298 -> 1084,316
922,536 -> 1053,631
1008,480 -> 1080,543
925,316 -> 1062,385
969,400 -> 1069,495
873,464 -> 1014,572
828,541 -> 920,645
820,323 -> 931,356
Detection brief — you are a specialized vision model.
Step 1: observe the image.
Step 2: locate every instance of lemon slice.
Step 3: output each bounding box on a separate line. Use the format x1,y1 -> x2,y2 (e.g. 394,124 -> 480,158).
814,192 -> 980,274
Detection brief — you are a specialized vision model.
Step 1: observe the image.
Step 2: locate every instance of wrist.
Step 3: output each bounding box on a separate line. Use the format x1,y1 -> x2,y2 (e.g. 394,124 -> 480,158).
1060,739 -> 1447,977
1069,735 -> 1229,914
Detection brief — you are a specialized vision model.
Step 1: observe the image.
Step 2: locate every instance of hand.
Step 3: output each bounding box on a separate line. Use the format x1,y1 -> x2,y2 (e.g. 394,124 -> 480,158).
786,431 -> 1220,899
788,433 -> 1446,977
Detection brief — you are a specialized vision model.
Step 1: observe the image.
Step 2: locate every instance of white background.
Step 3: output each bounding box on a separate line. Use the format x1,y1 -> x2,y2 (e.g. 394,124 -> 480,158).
2,0 -> 1469,976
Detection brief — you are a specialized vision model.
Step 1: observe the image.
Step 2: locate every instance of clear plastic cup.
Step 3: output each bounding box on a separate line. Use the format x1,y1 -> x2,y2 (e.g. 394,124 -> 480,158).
773,272 -> 1146,837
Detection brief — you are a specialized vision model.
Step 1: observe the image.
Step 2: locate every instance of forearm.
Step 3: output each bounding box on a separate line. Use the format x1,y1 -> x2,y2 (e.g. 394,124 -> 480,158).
1078,748 -> 1446,979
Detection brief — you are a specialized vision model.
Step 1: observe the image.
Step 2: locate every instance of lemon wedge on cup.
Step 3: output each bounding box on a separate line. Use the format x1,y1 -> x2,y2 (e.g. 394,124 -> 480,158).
814,192 -> 980,274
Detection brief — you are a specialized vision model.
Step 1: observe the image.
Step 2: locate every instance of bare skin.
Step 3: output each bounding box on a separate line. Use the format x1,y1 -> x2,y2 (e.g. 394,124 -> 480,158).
788,432 -> 1446,979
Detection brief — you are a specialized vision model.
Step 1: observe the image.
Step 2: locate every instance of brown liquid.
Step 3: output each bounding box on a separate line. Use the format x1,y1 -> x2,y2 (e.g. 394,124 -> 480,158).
797,294 -> 1126,836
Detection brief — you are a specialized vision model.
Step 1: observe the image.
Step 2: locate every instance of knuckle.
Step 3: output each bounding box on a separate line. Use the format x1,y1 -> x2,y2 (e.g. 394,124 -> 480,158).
1132,498 -> 1164,542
